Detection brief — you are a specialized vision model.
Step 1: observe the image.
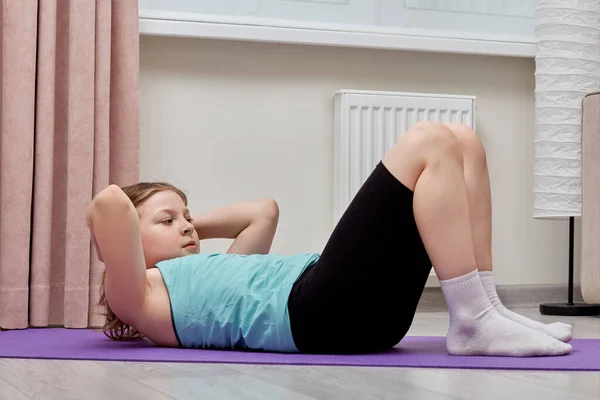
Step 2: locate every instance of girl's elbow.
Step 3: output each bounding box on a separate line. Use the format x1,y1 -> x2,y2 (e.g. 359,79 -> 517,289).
260,198 -> 279,222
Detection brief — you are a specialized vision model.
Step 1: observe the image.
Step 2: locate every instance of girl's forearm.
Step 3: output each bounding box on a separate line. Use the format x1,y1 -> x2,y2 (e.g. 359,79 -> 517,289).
192,198 -> 279,241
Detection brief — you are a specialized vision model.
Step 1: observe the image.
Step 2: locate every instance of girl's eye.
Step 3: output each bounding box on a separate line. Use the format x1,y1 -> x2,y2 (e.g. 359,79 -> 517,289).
162,218 -> 192,224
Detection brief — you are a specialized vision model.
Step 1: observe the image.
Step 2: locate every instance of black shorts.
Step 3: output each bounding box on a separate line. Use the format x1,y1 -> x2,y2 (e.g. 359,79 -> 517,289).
287,161 -> 432,354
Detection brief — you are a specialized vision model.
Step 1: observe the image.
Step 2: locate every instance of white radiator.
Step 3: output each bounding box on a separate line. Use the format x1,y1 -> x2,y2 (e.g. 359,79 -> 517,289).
333,90 -> 477,223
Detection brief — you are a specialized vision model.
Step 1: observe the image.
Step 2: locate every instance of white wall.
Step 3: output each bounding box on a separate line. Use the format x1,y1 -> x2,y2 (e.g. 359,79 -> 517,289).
139,36 -> 579,287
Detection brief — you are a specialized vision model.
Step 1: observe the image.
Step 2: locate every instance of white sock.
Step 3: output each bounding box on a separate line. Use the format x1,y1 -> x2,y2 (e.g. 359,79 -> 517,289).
479,271 -> 572,343
439,270 -> 572,357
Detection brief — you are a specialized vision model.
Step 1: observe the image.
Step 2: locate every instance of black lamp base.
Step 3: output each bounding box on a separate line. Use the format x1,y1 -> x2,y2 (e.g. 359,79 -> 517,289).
539,302 -> 600,316
540,217 -> 600,317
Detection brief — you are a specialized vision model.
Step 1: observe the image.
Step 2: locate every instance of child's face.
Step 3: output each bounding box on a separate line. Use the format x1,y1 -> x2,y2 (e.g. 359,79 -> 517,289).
137,190 -> 200,269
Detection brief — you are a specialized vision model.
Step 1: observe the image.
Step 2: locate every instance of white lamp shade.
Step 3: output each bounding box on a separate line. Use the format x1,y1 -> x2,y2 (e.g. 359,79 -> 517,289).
533,0 -> 600,219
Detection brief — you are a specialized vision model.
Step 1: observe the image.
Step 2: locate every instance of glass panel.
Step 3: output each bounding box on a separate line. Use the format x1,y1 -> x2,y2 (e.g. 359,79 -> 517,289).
139,0 -> 535,40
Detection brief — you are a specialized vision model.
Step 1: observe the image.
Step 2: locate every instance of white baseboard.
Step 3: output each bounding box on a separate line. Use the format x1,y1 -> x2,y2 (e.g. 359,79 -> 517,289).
418,284 -> 586,312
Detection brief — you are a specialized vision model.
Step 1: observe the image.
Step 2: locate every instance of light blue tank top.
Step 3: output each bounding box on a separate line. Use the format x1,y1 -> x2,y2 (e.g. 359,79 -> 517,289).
154,252 -> 319,353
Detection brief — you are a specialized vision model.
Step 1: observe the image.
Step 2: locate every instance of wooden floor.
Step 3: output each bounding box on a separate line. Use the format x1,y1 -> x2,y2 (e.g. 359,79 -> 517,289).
1,308 -> 598,400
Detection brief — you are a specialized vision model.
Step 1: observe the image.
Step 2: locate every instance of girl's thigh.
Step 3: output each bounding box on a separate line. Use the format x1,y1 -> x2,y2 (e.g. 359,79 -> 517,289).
288,161 -> 433,354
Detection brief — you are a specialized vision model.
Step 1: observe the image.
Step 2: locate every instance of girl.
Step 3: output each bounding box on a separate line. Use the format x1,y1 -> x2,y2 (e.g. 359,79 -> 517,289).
87,122 -> 573,357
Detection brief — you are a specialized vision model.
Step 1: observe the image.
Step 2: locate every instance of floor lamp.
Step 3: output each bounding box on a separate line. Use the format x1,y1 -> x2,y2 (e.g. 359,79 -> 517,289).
534,0 -> 600,316
539,217 -> 600,316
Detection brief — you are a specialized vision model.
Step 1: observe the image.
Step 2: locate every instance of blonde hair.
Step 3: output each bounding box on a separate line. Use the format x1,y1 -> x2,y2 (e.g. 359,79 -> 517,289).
98,181 -> 188,340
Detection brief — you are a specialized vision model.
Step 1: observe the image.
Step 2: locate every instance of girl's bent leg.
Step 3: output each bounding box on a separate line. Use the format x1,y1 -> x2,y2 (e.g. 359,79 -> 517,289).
382,122 -> 571,357
288,122 -> 570,357
382,122 -> 476,280
445,123 -> 572,343
443,123 -> 493,272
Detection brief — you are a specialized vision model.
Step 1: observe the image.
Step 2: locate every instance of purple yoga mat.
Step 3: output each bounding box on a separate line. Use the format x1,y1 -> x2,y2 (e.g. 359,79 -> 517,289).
0,328 -> 598,371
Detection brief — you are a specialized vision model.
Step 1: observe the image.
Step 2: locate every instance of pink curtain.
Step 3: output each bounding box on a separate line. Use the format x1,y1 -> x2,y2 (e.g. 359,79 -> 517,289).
0,0 -> 140,330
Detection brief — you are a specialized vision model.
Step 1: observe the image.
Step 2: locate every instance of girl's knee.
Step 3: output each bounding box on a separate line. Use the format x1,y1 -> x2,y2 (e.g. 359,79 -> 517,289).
406,121 -> 463,163
382,121 -> 462,189
444,123 -> 487,165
